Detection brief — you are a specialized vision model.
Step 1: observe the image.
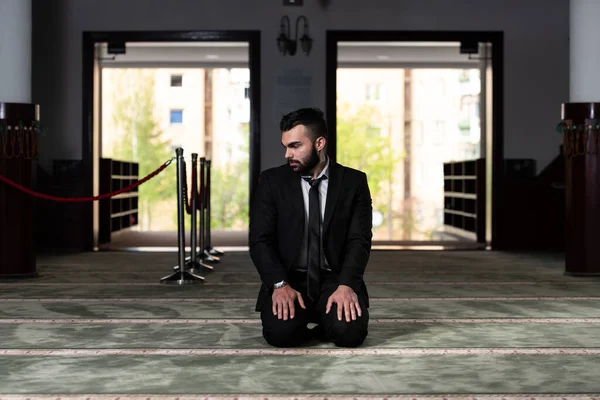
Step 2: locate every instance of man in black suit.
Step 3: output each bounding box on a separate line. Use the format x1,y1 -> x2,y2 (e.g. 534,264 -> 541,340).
249,107 -> 372,348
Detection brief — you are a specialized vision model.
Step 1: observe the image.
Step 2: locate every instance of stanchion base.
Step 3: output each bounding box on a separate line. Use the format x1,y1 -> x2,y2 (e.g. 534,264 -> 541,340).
186,260 -> 215,273
200,255 -> 219,264
186,250 -> 219,262
160,270 -> 204,285
185,259 -> 214,271
208,248 -> 225,256
174,260 -> 214,271
185,255 -> 217,263
188,268 -> 208,276
203,250 -> 220,262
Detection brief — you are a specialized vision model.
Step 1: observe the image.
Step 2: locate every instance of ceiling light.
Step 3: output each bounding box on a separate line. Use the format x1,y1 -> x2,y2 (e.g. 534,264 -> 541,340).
206,54 -> 219,60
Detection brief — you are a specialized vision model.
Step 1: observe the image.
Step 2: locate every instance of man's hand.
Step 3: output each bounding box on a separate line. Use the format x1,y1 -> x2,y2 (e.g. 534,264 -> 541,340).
272,285 -> 306,320
326,285 -> 362,322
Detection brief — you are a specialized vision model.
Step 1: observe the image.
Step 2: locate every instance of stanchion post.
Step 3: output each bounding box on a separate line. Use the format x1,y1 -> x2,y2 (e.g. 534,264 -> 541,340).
205,159 -> 224,257
199,157 -> 219,264
161,148 -> 203,284
185,153 -> 213,273
190,154 -> 199,263
199,157 -> 206,255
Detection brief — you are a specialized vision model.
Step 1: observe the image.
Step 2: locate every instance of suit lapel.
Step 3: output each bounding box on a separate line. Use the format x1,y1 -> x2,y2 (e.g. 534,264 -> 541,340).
323,162 -> 343,231
284,167 -> 304,215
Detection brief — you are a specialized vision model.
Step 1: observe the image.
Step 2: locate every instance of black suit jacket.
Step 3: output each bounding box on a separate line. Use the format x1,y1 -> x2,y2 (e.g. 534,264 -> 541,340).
249,161 -> 373,311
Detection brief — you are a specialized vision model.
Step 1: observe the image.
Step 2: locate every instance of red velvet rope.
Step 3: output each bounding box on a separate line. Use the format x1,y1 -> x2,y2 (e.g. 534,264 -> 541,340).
0,158 -> 173,203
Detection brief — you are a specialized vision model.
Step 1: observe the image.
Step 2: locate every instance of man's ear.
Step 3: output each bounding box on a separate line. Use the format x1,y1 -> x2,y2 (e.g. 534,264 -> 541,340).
316,136 -> 327,151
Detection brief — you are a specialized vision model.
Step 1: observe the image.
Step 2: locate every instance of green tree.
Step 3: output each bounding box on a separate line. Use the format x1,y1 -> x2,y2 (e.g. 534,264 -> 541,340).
172,149 -> 249,233
210,123 -> 250,230
336,102 -> 403,218
211,152 -> 249,230
109,69 -> 174,230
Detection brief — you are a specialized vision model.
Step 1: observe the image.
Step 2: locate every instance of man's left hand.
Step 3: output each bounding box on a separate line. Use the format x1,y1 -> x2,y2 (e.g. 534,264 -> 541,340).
326,285 -> 362,322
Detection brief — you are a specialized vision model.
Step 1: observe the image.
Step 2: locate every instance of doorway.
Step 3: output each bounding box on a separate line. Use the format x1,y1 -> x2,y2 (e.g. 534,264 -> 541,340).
326,31 -> 503,249
82,31 -> 261,251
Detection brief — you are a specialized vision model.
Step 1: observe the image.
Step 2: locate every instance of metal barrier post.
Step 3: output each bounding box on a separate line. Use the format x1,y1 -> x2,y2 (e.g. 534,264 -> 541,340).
161,148 -> 204,284
186,153 -> 213,273
199,157 -> 219,264
205,159 -> 224,257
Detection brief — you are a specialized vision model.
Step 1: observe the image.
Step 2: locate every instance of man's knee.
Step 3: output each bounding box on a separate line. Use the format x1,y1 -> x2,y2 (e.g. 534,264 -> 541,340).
262,321 -> 309,348
261,304 -> 310,348
260,296 -> 311,347
326,317 -> 369,348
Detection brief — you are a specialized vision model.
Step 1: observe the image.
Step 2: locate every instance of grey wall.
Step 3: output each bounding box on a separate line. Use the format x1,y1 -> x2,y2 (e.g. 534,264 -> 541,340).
32,0 -> 569,174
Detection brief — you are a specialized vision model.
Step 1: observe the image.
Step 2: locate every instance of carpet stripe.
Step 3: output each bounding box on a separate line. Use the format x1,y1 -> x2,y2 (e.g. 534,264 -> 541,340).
2,318 -> 600,324
1,348 -> 600,356
1,297 -> 600,303
0,396 -> 599,400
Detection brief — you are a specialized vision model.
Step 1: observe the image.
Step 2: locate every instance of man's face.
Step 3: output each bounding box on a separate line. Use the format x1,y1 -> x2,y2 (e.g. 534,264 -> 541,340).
282,124 -> 320,174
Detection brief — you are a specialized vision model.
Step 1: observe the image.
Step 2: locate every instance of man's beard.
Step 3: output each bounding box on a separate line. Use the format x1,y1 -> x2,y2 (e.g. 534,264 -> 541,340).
288,145 -> 320,175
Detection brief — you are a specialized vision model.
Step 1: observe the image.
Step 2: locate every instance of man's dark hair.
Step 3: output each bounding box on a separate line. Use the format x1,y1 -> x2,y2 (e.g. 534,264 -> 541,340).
279,107 -> 328,142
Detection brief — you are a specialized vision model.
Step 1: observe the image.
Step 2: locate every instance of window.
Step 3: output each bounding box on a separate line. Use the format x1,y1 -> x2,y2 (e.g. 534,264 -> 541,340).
170,109 -> 183,124
471,101 -> 480,117
460,95 -> 478,118
366,84 -> 381,101
170,74 -> 183,87
458,120 -> 471,136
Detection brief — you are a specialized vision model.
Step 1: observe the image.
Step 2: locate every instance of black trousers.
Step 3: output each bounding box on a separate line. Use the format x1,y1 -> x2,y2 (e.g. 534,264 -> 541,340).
260,270 -> 369,348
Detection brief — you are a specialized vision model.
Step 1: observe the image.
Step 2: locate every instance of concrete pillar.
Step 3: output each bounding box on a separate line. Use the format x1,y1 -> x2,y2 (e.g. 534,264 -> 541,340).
570,0 -> 600,102
0,0 -> 32,103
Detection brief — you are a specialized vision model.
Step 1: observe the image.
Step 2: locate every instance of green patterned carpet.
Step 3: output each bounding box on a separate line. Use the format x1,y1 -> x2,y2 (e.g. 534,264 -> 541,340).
1,249 -> 599,399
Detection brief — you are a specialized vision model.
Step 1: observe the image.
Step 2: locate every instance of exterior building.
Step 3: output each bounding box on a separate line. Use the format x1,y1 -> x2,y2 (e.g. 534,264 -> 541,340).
101,67 -> 251,231
336,68 -> 481,241
101,66 -> 479,238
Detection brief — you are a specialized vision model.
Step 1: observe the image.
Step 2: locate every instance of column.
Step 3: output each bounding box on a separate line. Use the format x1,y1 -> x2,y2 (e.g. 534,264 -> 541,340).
570,0 -> 600,102
561,0 -> 600,275
0,0 -> 31,103
0,0 -> 38,278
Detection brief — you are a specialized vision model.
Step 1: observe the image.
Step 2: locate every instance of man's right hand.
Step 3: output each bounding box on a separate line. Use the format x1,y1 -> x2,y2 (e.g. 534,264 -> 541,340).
272,285 -> 306,320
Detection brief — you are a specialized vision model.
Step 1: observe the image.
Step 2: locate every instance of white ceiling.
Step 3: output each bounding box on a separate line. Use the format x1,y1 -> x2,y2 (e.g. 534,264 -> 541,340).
97,41 -> 478,68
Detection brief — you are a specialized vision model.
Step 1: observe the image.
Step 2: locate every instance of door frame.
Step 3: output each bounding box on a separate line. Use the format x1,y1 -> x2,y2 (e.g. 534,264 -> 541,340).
82,30 -> 261,250
325,30 -> 503,249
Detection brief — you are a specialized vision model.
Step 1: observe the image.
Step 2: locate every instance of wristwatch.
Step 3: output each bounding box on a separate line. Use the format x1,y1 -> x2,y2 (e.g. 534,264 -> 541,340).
273,280 -> 288,289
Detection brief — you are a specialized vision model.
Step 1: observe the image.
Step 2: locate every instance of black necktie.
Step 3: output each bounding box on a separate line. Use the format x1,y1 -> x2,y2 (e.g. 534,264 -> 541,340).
303,175 -> 326,301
